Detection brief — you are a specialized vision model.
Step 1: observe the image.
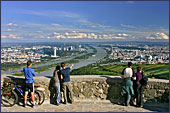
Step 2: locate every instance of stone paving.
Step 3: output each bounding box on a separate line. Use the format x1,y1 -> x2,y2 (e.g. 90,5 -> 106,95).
1,99 -> 169,112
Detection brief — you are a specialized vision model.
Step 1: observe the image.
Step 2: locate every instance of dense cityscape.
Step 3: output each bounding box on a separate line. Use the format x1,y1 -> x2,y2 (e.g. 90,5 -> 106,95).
107,44 -> 169,64
1,44 -> 85,64
1,42 -> 169,65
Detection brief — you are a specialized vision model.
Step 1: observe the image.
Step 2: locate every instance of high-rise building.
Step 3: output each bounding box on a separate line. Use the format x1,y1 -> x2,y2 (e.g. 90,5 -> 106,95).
135,50 -> 139,56
51,47 -> 58,57
54,47 -> 57,57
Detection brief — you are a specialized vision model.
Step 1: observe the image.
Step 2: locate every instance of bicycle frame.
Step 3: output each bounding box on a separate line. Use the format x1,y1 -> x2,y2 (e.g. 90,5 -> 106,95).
13,85 -> 24,97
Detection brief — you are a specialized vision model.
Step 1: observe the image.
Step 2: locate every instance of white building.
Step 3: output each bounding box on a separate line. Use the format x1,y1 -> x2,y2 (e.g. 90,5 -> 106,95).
51,47 -> 59,58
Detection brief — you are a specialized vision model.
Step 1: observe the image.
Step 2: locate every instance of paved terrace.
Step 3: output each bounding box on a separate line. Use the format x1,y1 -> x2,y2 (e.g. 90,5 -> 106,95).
1,99 -> 169,112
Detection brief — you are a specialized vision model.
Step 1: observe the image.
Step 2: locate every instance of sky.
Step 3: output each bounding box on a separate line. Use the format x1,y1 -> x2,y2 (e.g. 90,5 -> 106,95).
1,1 -> 169,42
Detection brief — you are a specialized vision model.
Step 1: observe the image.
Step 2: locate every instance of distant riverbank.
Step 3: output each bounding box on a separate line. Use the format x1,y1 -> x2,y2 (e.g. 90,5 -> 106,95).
37,46 -> 107,76
1,46 -> 93,75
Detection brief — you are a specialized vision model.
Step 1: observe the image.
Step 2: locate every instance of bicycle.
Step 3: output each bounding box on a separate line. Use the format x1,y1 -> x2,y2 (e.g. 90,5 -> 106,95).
1,81 -> 45,107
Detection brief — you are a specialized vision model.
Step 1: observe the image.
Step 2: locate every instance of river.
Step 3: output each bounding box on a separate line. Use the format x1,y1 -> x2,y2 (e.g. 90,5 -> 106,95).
37,46 -> 107,76
2,46 -> 107,76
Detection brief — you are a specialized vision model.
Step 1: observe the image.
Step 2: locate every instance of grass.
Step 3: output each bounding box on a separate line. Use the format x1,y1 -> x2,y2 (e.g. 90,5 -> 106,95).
12,63 -> 169,80
1,63 -> 26,72
12,71 -> 24,76
71,63 -> 169,80
1,59 -> 56,72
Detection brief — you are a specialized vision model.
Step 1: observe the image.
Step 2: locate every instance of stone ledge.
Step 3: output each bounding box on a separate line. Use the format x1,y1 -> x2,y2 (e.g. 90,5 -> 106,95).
1,74 -> 169,83
1,74 -> 169,104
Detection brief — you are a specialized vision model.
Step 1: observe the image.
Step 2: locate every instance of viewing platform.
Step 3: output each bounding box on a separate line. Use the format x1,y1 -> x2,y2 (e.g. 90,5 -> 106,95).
1,75 -> 169,112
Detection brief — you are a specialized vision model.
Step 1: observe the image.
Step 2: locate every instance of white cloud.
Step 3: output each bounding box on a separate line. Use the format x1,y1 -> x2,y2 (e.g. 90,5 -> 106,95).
2,29 -> 16,32
52,31 -> 88,39
146,36 -> 156,39
5,23 -> 19,27
156,33 -> 169,39
78,19 -> 90,24
1,35 -> 7,38
8,34 -> 24,40
146,32 -> 169,40
7,29 -> 15,32
40,23 -> 99,33
117,33 -> 129,37
97,24 -> 110,28
52,24 -> 61,27
126,1 -> 135,4
123,33 -> 129,36
113,37 -> 126,39
53,32 -> 60,35
19,10 -> 82,19
121,24 -> 136,29
85,24 -> 97,28
9,34 -> 17,38
2,22 -> 27,29
35,31 -> 43,33
84,23 -> 110,29
49,31 -> 129,40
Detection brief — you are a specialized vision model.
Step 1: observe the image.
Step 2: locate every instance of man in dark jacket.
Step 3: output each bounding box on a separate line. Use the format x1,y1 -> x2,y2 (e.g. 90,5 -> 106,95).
60,62 -> 74,104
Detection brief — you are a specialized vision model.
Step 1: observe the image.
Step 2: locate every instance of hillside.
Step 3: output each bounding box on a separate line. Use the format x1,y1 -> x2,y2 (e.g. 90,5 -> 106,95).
71,63 -> 169,80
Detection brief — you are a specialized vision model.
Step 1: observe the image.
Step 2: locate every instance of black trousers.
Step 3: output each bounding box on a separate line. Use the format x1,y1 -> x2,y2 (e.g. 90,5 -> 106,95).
134,83 -> 143,106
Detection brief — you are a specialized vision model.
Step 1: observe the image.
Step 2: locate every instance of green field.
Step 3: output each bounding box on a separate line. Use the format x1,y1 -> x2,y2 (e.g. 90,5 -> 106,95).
71,63 -> 169,80
12,63 -> 169,80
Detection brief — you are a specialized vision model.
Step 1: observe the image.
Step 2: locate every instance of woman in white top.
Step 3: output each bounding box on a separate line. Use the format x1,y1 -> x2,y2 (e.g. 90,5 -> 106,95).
121,62 -> 136,106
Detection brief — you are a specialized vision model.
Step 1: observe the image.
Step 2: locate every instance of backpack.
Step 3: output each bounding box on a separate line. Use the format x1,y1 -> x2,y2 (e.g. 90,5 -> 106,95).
139,72 -> 148,86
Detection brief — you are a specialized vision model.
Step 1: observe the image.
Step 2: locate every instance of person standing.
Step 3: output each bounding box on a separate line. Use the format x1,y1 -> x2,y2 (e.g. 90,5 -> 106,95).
53,66 -> 62,106
134,66 -> 145,107
23,60 -> 36,108
60,62 -> 74,104
121,62 -> 136,106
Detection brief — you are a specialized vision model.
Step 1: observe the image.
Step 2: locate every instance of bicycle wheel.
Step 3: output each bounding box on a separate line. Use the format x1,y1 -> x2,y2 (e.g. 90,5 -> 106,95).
28,91 -> 40,105
1,90 -> 18,107
35,90 -> 45,105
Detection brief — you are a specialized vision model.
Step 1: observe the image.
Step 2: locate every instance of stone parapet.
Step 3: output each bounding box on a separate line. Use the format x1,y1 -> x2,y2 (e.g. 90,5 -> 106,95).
1,75 -> 169,104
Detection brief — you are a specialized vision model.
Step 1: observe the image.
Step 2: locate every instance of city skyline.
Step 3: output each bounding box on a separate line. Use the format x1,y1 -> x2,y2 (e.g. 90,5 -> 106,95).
1,1 -> 169,42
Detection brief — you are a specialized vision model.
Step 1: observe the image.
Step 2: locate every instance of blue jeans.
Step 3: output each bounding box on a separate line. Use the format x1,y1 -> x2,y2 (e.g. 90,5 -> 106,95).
54,82 -> 61,104
124,93 -> 131,106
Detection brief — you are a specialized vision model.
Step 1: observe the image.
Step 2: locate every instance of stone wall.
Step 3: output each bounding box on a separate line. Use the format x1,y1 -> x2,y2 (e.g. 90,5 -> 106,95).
1,75 -> 169,104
